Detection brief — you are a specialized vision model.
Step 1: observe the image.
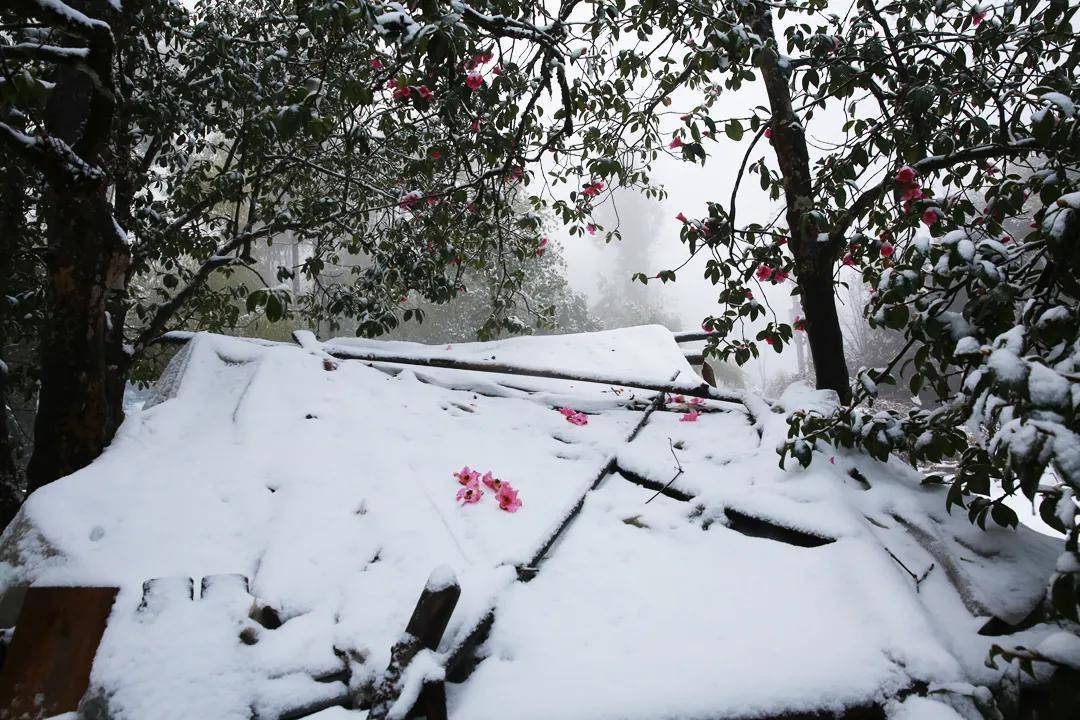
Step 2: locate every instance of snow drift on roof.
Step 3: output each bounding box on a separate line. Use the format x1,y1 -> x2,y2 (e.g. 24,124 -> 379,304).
0,327 -> 1064,720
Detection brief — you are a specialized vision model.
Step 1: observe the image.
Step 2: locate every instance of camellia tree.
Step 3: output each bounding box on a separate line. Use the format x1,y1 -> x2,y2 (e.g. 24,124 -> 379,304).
491,0 -> 1080,688
600,0 -> 1080,664
0,0 -> 603,517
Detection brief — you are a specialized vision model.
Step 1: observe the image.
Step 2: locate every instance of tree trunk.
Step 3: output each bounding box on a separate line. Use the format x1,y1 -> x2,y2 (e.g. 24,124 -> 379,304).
25,20 -> 128,492
27,191 -> 128,493
0,148 -> 27,530
750,5 -> 851,401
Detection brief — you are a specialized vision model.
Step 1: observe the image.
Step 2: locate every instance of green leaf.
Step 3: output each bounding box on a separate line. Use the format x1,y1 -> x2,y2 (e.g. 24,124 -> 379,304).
725,119 -> 744,141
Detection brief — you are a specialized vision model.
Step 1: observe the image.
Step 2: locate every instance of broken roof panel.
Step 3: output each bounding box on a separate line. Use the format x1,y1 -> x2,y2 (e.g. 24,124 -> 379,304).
0,326 -> 1063,720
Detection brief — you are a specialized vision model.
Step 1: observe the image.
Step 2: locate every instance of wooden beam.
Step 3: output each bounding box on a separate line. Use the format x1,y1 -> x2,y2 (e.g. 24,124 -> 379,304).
322,343 -> 747,407
0,586 -> 118,719
366,568 -> 460,720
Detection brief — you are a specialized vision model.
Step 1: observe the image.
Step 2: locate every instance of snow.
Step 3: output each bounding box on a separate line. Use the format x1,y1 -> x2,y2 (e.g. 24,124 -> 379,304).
1040,92 -> 1076,118
1028,362 -> 1069,408
773,381 -> 839,417
887,696 -> 965,720
953,336 -> 981,357
0,329 -> 1065,719
425,564 -> 457,592
1036,631 -> 1080,669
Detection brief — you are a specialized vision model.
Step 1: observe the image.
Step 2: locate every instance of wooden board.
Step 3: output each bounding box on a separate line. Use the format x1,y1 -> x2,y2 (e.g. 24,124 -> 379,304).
0,586 -> 118,720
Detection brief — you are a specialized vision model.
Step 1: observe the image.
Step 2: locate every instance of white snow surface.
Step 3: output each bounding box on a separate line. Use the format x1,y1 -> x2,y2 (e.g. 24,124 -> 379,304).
0,326 -> 1065,719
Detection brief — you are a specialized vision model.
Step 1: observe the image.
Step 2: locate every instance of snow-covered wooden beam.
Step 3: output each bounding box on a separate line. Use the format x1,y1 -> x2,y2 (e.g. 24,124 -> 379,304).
672,330 -> 718,343
366,567 -> 460,720
156,331 -> 766,418
320,341 -> 752,409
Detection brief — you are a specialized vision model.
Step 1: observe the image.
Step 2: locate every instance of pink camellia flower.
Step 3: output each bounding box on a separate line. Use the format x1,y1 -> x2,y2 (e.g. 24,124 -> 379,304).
745,289 -> 754,299
392,84 -> 411,101
755,265 -> 775,282
671,394 -> 686,404
426,197 -> 440,207
669,136 -> 684,149
475,51 -> 494,65
896,166 -> 917,185
842,253 -> 855,266
901,186 -> 924,204
793,315 -> 806,331
496,483 -> 522,513
399,190 -> 422,211
680,410 -> 701,423
676,212 -> 689,224
535,237 -> 549,257
772,269 -> 790,283
492,65 -> 502,76
465,72 -> 484,91
764,336 -> 776,347
587,223 -> 598,235
776,236 -> 787,246
510,166 -> 525,180
581,181 -> 604,199
689,396 -> 704,405
470,118 -> 480,133
430,149 -> 442,160
971,7 -> 987,26
764,127 -> 773,139
481,471 -> 502,491
418,85 -> 434,102
922,208 -> 939,226
370,58 -> 384,69
880,241 -> 895,258
559,407 -> 589,425
454,465 -> 481,485
1002,233 -> 1013,244
456,480 -> 484,505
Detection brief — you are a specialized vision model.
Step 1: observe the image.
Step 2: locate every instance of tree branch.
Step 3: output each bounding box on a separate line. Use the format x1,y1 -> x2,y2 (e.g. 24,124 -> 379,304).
832,138 -> 1042,242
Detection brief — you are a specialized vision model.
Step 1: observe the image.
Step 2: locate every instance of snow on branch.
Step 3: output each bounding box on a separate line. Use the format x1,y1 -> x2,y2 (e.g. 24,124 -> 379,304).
0,120 -> 104,187
834,138 -> 1043,242
0,42 -> 91,63
13,0 -> 113,40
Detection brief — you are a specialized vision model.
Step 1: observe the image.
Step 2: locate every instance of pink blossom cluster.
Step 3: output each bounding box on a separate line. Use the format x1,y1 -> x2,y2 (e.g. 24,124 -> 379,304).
667,395 -> 703,422
895,165 -> 939,227
387,78 -> 434,103
453,466 -> 522,512
463,51 -> 501,91
558,407 -> 589,425
398,190 -> 423,211
582,180 -> 605,199
755,265 -> 789,284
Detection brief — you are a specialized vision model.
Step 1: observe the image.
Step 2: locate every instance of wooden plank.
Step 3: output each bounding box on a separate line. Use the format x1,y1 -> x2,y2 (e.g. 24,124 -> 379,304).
366,568 -> 460,720
0,586 -> 118,720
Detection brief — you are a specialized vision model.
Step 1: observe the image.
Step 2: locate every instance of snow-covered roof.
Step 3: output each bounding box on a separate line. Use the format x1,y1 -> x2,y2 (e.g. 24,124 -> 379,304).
0,326 -> 1063,720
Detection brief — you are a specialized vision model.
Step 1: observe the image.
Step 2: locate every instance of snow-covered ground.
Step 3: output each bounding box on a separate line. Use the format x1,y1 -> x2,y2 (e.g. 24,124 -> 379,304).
0,327 -> 1065,720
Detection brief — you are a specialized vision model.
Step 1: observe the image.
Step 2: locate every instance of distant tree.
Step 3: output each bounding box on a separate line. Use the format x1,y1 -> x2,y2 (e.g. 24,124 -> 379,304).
381,236 -> 600,343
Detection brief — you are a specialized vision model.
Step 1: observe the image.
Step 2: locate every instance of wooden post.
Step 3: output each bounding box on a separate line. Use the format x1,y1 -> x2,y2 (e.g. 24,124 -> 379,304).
137,575 -> 193,616
366,567 -> 460,720
0,586 -> 118,720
